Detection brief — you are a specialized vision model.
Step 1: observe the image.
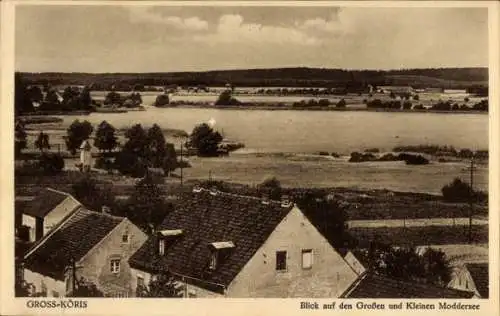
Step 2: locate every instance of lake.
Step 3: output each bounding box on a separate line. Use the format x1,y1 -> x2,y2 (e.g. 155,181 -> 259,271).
51,107 -> 489,193
59,106 -> 488,154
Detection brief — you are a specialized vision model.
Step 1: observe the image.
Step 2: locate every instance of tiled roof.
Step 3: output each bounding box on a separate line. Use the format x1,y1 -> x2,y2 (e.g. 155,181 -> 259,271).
129,188 -> 293,292
24,208 -> 123,281
342,273 -> 475,299
22,188 -> 76,218
467,263 -> 488,298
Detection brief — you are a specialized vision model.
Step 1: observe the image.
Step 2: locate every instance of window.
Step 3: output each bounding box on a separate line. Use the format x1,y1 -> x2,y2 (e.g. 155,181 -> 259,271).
188,289 -> 197,298
52,291 -> 60,298
302,249 -> 313,269
137,276 -> 144,288
209,252 -> 218,270
159,239 -> 165,255
110,259 -> 121,274
276,251 -> 287,271
122,234 -> 129,243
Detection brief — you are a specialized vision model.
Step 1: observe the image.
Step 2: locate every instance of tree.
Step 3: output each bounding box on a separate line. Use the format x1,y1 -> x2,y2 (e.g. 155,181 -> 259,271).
153,94 -> 170,107
296,191 -> 350,250
146,124 -> 167,167
137,272 -> 183,298
187,123 -> 223,157
389,91 -> 396,99
94,121 -> 118,152
441,178 -> 475,202
336,99 -> 347,108
362,244 -> 451,286
71,175 -> 116,212
258,177 -> 282,200
78,86 -> 93,110
127,174 -> 169,229
69,277 -> 104,297
162,143 -> 178,176
104,91 -> 122,106
14,120 -> 27,156
15,73 -> 33,115
413,94 -> 420,101
215,90 -> 241,106
35,131 -> 51,152
65,120 -> 93,155
39,153 -> 65,174
123,124 -> 148,155
44,89 -> 62,110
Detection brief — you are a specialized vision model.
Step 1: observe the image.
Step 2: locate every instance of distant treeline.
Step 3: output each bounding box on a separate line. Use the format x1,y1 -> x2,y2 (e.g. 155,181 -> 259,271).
18,67 -> 488,91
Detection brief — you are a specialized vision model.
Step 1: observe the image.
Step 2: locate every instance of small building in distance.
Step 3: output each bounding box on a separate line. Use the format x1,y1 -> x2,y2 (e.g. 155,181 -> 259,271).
448,263 -> 488,298
79,139 -> 92,172
20,188 -> 82,243
129,187 -> 361,298
377,86 -> 414,95
341,272 -> 475,299
22,206 -> 148,298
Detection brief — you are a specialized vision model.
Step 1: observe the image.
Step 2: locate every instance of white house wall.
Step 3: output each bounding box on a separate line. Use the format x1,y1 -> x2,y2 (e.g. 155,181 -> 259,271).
21,214 -> 36,242
226,206 -> 359,298
44,197 -> 81,235
24,269 -> 66,297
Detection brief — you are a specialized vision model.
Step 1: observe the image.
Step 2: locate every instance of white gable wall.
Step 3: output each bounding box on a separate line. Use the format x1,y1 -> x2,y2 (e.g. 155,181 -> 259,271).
24,269 -> 66,297
226,206 -> 359,297
43,197 -> 81,235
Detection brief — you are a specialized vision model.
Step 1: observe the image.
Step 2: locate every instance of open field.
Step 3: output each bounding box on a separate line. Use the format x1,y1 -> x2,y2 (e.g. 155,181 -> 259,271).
349,225 -> 488,247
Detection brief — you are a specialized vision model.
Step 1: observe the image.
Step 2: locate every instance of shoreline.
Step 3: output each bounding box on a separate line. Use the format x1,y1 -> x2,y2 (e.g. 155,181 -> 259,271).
152,104 -> 489,114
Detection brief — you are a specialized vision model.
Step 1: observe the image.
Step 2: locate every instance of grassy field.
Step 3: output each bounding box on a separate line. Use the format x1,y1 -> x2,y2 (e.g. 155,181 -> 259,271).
349,225 -> 488,247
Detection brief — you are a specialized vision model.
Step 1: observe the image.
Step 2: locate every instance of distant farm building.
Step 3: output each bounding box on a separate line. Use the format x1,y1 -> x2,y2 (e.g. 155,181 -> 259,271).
377,86 -> 414,95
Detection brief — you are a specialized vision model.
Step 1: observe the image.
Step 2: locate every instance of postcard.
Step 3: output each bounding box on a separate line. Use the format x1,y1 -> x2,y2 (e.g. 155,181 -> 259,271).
1,1 -> 498,315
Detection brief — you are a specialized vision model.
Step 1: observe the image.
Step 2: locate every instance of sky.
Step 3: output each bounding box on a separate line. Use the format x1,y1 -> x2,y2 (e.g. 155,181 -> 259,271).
15,5 -> 489,73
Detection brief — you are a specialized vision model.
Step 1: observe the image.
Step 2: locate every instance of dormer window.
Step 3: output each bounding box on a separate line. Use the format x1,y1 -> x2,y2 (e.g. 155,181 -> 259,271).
159,239 -> 165,255
157,229 -> 183,256
208,241 -> 235,270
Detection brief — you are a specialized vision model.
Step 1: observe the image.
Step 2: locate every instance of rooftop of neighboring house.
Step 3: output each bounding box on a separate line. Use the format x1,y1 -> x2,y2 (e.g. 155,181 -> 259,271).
22,188 -> 78,219
466,263 -> 488,298
341,272 -> 475,299
23,208 -> 124,281
129,187 -> 295,293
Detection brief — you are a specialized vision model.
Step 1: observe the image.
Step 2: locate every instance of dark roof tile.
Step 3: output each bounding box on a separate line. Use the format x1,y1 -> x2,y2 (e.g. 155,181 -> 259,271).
129,189 -> 292,290
342,273 -> 475,299
24,208 -> 123,281
22,188 -> 76,218
467,263 -> 488,298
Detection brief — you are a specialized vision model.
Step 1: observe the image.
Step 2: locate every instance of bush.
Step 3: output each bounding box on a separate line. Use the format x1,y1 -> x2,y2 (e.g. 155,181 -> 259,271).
441,178 -> 473,202
153,94 -> 170,107
364,148 -> 380,153
349,152 -> 377,163
39,153 -> 65,174
397,153 -> 429,165
336,99 -> 347,108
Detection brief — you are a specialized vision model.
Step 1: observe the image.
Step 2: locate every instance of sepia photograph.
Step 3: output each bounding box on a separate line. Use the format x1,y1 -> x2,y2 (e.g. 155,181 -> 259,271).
3,1 -> 497,309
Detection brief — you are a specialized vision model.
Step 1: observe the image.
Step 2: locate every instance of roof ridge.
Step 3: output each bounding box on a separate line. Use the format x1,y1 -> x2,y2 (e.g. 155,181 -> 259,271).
196,187 -> 288,205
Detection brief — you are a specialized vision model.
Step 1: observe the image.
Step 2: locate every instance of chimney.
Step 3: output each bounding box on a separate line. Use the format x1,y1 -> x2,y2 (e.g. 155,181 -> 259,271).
261,194 -> 270,205
209,186 -> 218,196
281,195 -> 292,207
101,205 -> 111,214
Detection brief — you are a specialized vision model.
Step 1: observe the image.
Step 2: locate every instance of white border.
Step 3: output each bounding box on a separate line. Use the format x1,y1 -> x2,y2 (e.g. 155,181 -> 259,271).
1,1 -> 499,316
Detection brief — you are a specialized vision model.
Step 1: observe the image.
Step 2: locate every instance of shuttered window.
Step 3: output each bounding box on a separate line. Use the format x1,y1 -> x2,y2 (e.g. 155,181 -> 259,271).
302,249 -> 313,269
276,251 -> 287,271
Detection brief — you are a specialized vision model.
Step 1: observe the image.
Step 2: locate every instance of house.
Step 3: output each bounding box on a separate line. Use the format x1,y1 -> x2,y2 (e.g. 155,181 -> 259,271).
79,139 -> 92,171
448,263 -> 488,298
129,187 -> 361,298
22,207 -> 148,297
341,272 -> 475,298
377,86 -> 414,95
20,188 -> 82,243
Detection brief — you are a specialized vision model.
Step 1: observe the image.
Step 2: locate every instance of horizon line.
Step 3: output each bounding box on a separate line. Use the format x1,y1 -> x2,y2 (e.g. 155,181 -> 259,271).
15,66 -> 489,75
